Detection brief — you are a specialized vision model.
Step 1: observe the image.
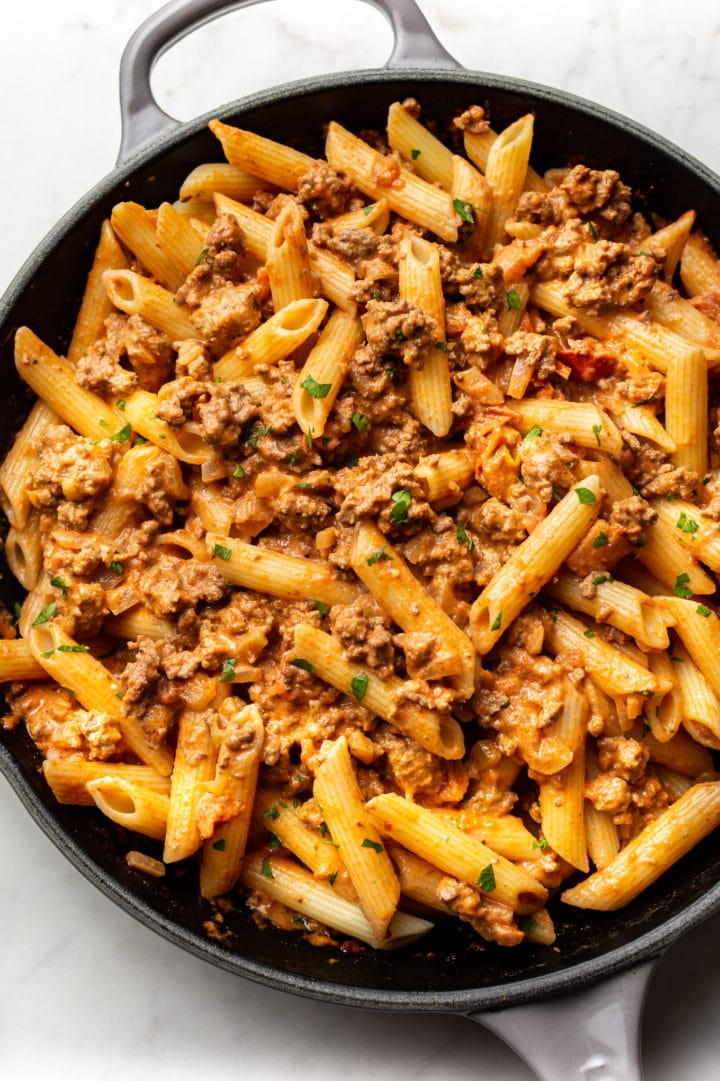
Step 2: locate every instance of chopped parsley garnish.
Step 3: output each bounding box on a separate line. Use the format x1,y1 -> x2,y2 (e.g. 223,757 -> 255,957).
477,863 -> 497,893
697,604 -> 712,617
588,222 -> 599,242
263,806 -> 280,821
490,611 -> 503,632
523,424 -> 543,441
366,544 -> 392,566
57,644 -> 89,653
506,287 -> 522,311
552,488 -> 562,504
345,456 -> 359,468
328,870 -> 338,887
592,423 -> 602,447
194,247 -> 209,267
289,451 -> 298,466
593,531 -> 609,548
40,649 -> 55,659
583,629 -> 595,638
267,832 -> 282,851
219,658 -> 236,683
110,422 -> 132,443
312,598 -> 330,617
12,602 -> 22,626
213,543 -> 232,561
532,839 -> 549,851
575,487 -> 596,505
50,576 -> 70,599
261,858 -> 274,879
301,374 -> 332,399
672,572 -> 693,599
519,915 -> 539,934
636,250 -> 653,258
109,560 -> 125,575
500,699 -> 511,710
395,325 -> 406,341
593,574 -> 609,585
296,482 -> 311,489
290,658 -> 314,672
352,411 -> 369,434
307,427 -> 314,450
232,464 -> 245,478
242,422 -> 272,448
32,602 -> 57,627
453,198 -> 476,224
389,489 -> 412,524
212,838 -> 226,851
473,266 -> 484,279
456,523 -> 475,552
351,673 -> 369,703
361,838 -> 383,854
410,147 -> 422,160
115,691 -> 125,700
363,205 -> 373,216
676,511 -> 699,534
116,399 -> 126,411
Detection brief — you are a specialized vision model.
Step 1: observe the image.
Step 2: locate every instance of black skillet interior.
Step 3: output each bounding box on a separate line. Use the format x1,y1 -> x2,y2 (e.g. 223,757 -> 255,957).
2,69 -> 720,1012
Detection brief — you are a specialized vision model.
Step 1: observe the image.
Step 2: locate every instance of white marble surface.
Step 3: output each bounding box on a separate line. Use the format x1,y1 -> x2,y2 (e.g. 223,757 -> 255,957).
2,2 -> 720,1078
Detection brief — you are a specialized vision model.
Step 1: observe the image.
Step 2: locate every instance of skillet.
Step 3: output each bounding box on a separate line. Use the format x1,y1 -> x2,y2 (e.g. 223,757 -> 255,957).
1,2 -> 720,1077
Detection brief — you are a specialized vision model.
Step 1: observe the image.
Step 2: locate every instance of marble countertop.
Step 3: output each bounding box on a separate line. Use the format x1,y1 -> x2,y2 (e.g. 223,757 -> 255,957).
2,2 -> 720,1078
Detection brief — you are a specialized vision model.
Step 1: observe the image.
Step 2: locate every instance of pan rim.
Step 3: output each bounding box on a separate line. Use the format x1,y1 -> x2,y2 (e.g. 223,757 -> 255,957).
2,63 -> 720,1013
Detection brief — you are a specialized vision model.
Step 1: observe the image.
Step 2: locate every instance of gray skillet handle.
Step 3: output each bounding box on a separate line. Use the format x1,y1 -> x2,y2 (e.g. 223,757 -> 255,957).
468,957 -> 660,1081
118,0 -> 461,163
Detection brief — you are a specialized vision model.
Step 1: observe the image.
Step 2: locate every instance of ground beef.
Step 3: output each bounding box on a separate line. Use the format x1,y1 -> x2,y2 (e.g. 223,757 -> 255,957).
328,596 -> 396,678
132,448 -> 189,524
335,454 -> 432,527
439,251 -> 506,312
6,685 -> 123,762
156,376 -> 258,446
55,582 -> 108,639
188,280 -> 262,354
121,316 -> 175,390
597,736 -> 649,782
639,465 -> 700,501
459,311 -> 504,368
139,553 -> 226,616
504,330 -> 560,381
689,289 -> 720,324
76,312 -> 174,395
28,424 -> 115,530
453,104 -> 490,135
518,431 -> 579,504
296,160 -> 360,218
561,165 -> 632,223
564,242 -> 657,313
436,876 -> 523,946
585,773 -> 631,814
360,297 -> 435,366
373,725 -> 468,803
176,212 -> 247,308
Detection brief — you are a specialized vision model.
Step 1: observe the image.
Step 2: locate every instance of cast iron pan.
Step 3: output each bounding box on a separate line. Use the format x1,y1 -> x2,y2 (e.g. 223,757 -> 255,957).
1,2 -> 719,1077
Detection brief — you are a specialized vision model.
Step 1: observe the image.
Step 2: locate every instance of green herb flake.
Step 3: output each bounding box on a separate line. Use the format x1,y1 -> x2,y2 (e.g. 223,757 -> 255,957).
290,658 -> 315,672
301,374 -> 332,399
593,531 -> 609,549
194,247 -> 209,267
697,604 -> 712,617
390,489 -> 412,524
232,464 -> 245,478
289,450 -> 298,466
453,198 -> 476,224
490,611 -> 503,633
296,482 -> 312,489
456,523 -> 475,552
212,543 -> 232,563
592,423 -> 602,447
352,411 -> 369,434
267,831 -> 282,851
351,672 -> 369,703
40,649 -> 55,659
500,699 -> 511,710
59,686 -> 77,697
115,691 -> 125,700
219,657 -> 237,683
261,857 -> 274,879
593,574 -> 608,585
242,422 -> 272,448
307,427 -> 314,451
670,656 -> 685,664
110,421 -> 132,443
328,870 -> 338,887
473,266 -> 484,279
575,487 -> 596,505
676,511 -> 699,534
552,488 -> 562,503
361,838 -> 383,854
532,839 -> 549,851
506,287 -> 522,311
116,399 -> 126,411
312,598 -> 330,617
477,863 -> 497,893
433,340 -> 448,354
32,602 -> 57,627
366,544 -> 392,566
212,838 -> 226,851
263,806 -> 280,821
363,205 -> 373,216
134,435 -> 148,445
583,629 -> 595,638
345,456 -> 359,468
672,572 -> 693,599
523,424 -> 543,441
636,250 -> 654,258
12,602 -> 22,626
57,644 -> 90,653
109,560 -> 125,575
410,148 -> 422,160
50,576 -> 70,598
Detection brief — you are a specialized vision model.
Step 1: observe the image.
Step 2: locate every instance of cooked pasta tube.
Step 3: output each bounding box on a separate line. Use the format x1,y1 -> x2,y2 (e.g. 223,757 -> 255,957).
111,201 -> 183,291
670,642 -> 720,743
163,709 -> 216,863
469,475 -> 601,655
0,639 -> 47,681
366,793 -> 548,915
482,113 -> 535,255
155,201 -> 206,278
510,399 -> 623,456
206,533 -> 361,606
67,219 -> 128,365
451,154 -> 492,260
651,498 -> 720,573
103,269 -> 198,342
27,622 -> 172,775
215,297 -> 328,381
429,809 -> 544,865
292,309 -> 364,438
6,517 -> 42,592
463,127 -> 547,192
208,119 -> 316,190
0,400 -> 60,529
43,760 -> 171,806
665,347 -> 709,477
643,282 -> 720,352
179,162 -> 264,203
266,198 -> 315,309
86,777 -> 169,842
562,782 -> 720,910
325,121 -> 457,242
350,520 -> 475,699
538,685 -> 589,872
642,211 -> 695,281
680,232 -> 720,296
104,606 -> 175,641
646,650 -> 683,742
199,701 -> 264,899
398,230 -> 452,436
545,571 -> 669,651
615,406 -> 676,452
656,596 -> 720,699
644,728 -> 714,778
14,328 -> 125,441
121,389 -> 214,464
314,736 -> 400,940
292,623 -> 464,760
413,448 -> 474,506
254,790 -> 340,880
327,199 -> 390,234
584,751 -> 620,871
386,101 -> 454,188
540,607 -> 671,699
240,853 -> 433,949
